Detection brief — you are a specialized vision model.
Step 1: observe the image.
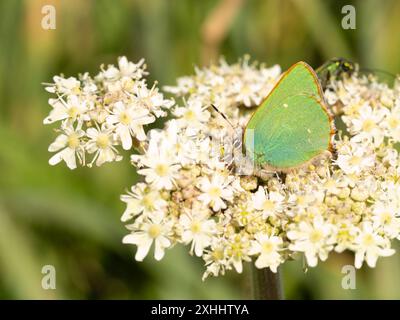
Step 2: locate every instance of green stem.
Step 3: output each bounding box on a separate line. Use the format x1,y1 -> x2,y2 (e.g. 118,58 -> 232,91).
251,266 -> 284,300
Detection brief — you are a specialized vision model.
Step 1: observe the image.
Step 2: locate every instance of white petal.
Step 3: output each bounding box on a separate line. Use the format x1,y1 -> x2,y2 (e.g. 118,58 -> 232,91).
366,251 -> 378,268
354,251 -> 364,269
123,234 -> 153,262
63,148 -> 77,169
43,102 -> 68,124
49,150 -> 65,166
194,242 -> 204,257
86,127 -> 98,139
118,126 -> 132,150
154,239 -> 166,261
135,240 -> 153,261
48,134 -> 68,152
305,252 -> 318,267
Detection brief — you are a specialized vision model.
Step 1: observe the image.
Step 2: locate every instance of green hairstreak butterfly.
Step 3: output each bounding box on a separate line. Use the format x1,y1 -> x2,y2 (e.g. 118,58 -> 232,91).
243,61 -> 334,172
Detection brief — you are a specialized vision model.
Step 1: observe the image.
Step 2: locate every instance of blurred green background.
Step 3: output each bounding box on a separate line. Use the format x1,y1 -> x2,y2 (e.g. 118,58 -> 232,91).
1,0 -> 400,299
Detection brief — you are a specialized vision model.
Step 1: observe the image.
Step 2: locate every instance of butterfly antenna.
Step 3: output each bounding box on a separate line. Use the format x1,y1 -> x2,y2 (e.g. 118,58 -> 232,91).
211,104 -> 242,153
211,104 -> 235,131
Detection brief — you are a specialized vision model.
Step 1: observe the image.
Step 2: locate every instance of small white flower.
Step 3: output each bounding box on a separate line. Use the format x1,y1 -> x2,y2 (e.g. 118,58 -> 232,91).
346,105 -> 387,147
43,95 -> 89,124
123,215 -> 173,261
120,183 -> 167,222
288,217 -> 335,267
173,99 -> 210,129
197,174 -> 234,211
163,76 -> 195,95
136,138 -> 181,190
48,124 -> 85,169
86,125 -> 122,166
107,101 -> 155,148
153,120 -> 198,166
382,103 -> 400,142
287,191 -> 318,214
252,186 -> 285,218
249,233 -> 283,272
134,82 -> 174,118
117,56 -> 146,79
81,73 -> 98,94
226,233 -> 251,273
180,206 -> 216,257
45,76 -> 80,95
336,142 -> 375,175
334,222 -> 359,253
353,222 -> 395,268
371,202 -> 400,238
101,57 -> 147,81
202,239 -> 229,280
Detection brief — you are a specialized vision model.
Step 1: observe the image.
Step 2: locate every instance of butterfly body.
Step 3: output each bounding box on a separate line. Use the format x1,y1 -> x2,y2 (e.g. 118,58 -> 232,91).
243,61 -> 334,172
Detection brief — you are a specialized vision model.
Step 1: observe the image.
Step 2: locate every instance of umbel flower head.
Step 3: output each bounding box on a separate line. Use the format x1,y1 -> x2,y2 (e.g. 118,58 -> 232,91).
44,56 -> 400,280
43,57 -> 174,169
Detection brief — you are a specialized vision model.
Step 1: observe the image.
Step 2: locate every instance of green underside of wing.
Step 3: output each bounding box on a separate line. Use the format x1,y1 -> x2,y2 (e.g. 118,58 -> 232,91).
246,62 -> 321,130
244,62 -> 332,170
244,94 -> 331,169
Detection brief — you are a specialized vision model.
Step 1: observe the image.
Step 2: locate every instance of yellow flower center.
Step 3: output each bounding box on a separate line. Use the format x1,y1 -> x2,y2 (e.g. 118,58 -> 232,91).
229,243 -> 243,258
212,249 -> 224,261
349,156 -> 361,166
388,117 -> 399,129
362,119 -> 375,132
148,224 -> 161,238
263,200 -> 275,212
241,85 -> 251,94
190,221 -> 201,234
67,133 -> 80,149
240,210 -> 249,217
142,195 -> 154,211
155,164 -> 169,177
310,230 -> 323,243
381,212 -> 392,225
362,234 -> 374,246
262,241 -> 274,253
68,106 -> 79,118
72,87 -> 81,95
209,187 -> 221,197
119,111 -> 131,125
338,229 -> 351,241
296,196 -> 305,206
184,110 -> 196,121
96,133 -> 110,149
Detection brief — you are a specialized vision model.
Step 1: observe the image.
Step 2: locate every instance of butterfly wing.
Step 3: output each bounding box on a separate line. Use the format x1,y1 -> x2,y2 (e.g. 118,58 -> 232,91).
244,61 -> 332,170
252,94 -> 332,169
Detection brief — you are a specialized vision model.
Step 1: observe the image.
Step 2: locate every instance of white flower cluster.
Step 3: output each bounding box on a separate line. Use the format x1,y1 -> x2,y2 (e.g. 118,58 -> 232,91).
122,58 -> 400,280
43,57 -> 174,169
44,56 -> 400,280
164,55 -> 281,114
